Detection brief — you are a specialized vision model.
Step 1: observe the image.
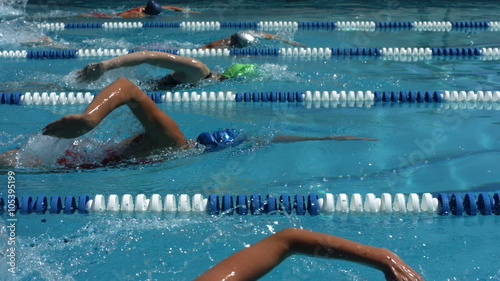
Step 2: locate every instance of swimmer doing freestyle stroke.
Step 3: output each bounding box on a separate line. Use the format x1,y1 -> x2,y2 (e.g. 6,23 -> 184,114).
135,29 -> 306,51
84,0 -> 199,18
0,51 -> 377,168
198,30 -> 307,49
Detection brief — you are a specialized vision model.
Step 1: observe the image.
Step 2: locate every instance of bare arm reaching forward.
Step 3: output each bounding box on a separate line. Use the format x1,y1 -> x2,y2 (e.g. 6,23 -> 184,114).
195,228 -> 423,281
76,51 -> 211,83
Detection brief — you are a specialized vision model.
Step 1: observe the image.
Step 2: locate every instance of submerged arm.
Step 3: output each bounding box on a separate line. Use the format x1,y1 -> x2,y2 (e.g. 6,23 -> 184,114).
198,37 -> 231,49
257,32 -> 307,47
195,228 -> 423,281
116,6 -> 148,18
162,6 -> 201,13
271,135 -> 379,143
76,51 -> 210,83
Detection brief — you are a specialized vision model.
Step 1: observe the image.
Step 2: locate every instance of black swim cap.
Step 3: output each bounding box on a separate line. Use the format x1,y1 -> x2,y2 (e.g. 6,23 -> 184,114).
229,31 -> 257,48
144,0 -> 163,15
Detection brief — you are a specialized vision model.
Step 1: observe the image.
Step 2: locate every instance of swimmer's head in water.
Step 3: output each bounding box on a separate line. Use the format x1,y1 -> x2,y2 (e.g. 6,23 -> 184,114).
196,129 -> 245,152
229,31 -> 257,48
221,63 -> 257,79
144,0 -> 163,15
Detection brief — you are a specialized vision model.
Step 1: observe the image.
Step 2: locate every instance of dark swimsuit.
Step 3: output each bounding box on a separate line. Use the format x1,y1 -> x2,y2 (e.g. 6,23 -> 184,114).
149,73 -> 213,90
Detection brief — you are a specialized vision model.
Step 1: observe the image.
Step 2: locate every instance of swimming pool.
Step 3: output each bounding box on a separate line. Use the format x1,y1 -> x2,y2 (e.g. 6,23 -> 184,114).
1,0 -> 500,280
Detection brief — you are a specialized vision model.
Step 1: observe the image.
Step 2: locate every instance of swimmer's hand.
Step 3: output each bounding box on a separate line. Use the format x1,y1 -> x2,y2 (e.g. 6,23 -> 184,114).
76,62 -> 106,82
42,114 -> 96,139
379,249 -> 424,281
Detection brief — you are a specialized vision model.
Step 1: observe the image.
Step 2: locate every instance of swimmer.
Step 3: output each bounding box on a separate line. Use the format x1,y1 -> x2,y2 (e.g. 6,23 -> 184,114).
76,51 -> 266,90
0,63 -> 377,168
84,0 -> 199,18
198,30 -> 307,49
75,51 -> 216,89
196,228 -> 423,281
20,36 -> 73,49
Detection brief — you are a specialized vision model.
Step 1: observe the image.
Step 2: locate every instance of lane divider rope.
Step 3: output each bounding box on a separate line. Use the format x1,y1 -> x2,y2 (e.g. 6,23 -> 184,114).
2,47 -> 500,59
35,21 -> 500,31
2,192 -> 499,216
2,90 -> 500,106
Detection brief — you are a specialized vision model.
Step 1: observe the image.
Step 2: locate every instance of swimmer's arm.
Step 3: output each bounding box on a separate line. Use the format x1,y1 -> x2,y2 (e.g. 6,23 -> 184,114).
77,51 -> 209,83
43,77 -> 187,147
20,36 -> 72,50
256,32 -> 307,47
20,36 -> 53,47
195,228 -> 423,281
270,135 -> 379,143
116,6 -> 148,18
80,12 -> 114,18
198,38 -> 230,49
162,6 -> 201,13
118,11 -> 148,18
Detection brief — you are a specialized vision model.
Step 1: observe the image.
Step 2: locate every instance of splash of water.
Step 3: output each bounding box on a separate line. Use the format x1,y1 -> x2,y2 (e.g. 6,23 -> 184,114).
258,63 -> 300,81
15,134 -> 83,168
0,0 -> 27,17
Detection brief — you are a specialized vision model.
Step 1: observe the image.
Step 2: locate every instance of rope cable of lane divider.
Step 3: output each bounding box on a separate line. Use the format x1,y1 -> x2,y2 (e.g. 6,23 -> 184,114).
3,90 -> 500,106
35,21 -> 500,31
4,192 -> 500,216
2,47 -> 500,60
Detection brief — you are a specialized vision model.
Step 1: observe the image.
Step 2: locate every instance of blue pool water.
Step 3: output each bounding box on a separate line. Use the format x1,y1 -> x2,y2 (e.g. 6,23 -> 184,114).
1,0 -> 500,280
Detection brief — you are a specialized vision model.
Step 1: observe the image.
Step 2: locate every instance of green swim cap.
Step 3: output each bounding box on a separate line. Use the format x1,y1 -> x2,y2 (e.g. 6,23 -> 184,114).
221,63 -> 257,79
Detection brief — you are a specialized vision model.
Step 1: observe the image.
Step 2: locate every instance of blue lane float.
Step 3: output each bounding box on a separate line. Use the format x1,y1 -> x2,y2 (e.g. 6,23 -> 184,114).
493,193 -> 500,215
64,195 -> 77,214
450,193 -> 464,216
4,90 -> 500,106
142,22 -> 181,28
250,194 -> 263,215
477,192 -> 493,215
207,194 -> 220,215
65,22 -> 103,29
0,196 -> 18,213
219,21 -> 259,28
3,192 -> 500,216
20,196 -> 34,214
3,46 -> 499,60
436,193 -> 450,215
36,20 -> 498,31
50,196 -> 62,214
35,196 -> 48,214
128,48 -> 178,55
0,92 -> 22,105
464,193 -> 478,216
236,194 -> 248,215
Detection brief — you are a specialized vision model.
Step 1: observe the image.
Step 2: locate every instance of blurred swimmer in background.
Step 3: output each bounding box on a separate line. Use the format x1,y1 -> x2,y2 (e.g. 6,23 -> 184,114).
199,30 -> 306,49
84,0 -> 199,18
21,30 -> 304,51
133,30 -> 306,52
